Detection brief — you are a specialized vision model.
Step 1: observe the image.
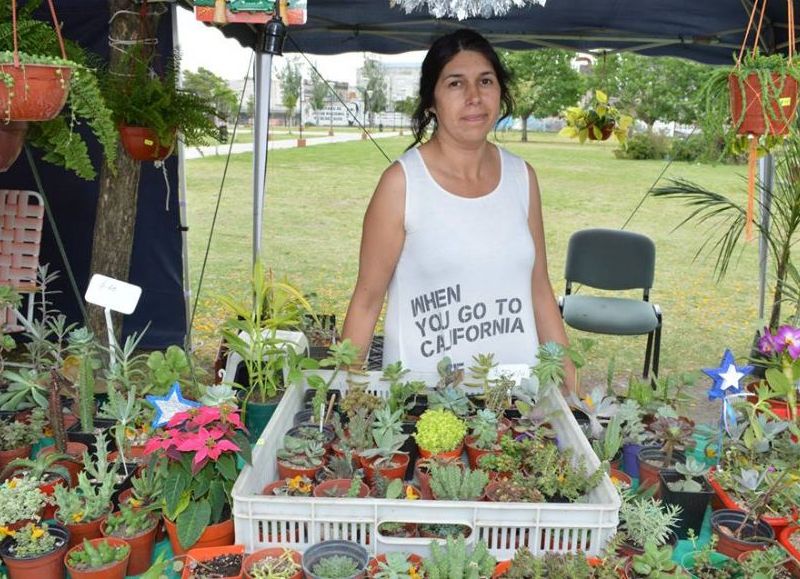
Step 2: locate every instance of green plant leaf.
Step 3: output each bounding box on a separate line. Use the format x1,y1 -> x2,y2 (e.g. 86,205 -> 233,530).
176,499 -> 211,550
163,466 -> 189,516
217,453 -> 238,481
208,480 -> 227,524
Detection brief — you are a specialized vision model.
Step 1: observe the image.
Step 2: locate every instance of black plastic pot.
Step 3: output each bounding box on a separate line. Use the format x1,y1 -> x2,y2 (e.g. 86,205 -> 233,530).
286,423 -> 336,447
659,470 -> 713,539
66,418 -> 116,456
710,509 -> 774,560
110,463 -> 138,509
400,421 -> 418,479
301,540 -> 369,579
302,388 -> 342,410
637,446 -> 686,497
0,410 -> 16,423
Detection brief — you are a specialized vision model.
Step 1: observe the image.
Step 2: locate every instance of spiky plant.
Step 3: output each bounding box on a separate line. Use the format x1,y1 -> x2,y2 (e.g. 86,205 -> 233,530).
422,536 -> 495,579
429,464 -> 488,501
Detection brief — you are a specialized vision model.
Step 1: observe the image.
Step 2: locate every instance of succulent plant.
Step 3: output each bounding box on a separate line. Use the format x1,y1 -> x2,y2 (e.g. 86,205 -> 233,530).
67,538 -> 129,570
631,541 -> 678,578
666,456 -> 710,493
312,554 -> 360,579
422,536 -> 495,579
277,436 -> 324,468
339,385 -> 382,420
486,475 -> 544,503
249,549 -> 301,579
429,385 -> 470,417
619,493 -> 680,549
373,552 -> 419,579
414,409 -> 466,454
469,409 -> 499,450
429,464 -> 488,501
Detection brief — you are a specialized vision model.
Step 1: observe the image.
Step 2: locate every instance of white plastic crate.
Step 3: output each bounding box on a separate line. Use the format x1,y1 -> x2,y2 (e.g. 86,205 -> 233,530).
232,370 -> 620,559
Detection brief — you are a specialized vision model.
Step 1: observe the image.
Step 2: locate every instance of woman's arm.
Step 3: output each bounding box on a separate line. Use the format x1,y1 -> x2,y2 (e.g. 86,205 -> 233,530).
341,162 -> 407,365
526,163 -> 579,395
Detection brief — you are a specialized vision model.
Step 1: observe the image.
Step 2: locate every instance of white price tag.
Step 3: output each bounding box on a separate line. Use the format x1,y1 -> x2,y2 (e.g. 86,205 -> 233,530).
487,364 -> 531,386
85,274 -> 142,315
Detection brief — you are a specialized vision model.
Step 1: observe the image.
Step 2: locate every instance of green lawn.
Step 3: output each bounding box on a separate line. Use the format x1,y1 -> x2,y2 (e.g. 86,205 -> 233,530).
185,131 -> 759,390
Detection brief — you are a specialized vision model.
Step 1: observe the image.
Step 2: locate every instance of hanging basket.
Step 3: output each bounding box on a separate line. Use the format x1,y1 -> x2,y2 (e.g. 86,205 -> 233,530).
586,122 -> 614,141
119,125 -> 175,162
729,73 -> 799,136
0,120 -> 27,171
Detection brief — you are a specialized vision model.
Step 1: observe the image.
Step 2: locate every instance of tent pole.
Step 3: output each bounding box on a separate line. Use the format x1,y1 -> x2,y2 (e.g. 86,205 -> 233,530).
758,153 -> 774,321
172,2 -> 193,350
252,49 -> 273,267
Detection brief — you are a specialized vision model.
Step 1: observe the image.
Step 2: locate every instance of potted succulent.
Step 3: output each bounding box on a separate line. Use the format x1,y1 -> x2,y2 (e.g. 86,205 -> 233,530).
0,521 -> 70,578
737,545 -> 794,578
146,404 -> 251,556
0,409 -> 45,471
616,399 -> 649,478
413,454 -> 463,500
413,408 -> 467,460
753,324 -> 800,421
559,90 -> 633,143
182,544 -> 245,579
3,451 -> 71,520
637,411 -> 693,495
276,436 -> 325,480
358,407 -> 409,485
262,475 -> 315,497
0,476 -> 50,531
367,552 -> 423,579
429,464 -> 488,501
100,504 -> 159,576
778,526 -> 800,577
373,479 -> 420,538
243,547 -> 302,579
301,540 -> 369,579
65,537 -> 130,579
680,533 -> 742,578
313,476 -> 369,499
628,541 -> 680,578
331,412 -> 374,465
465,409 -> 501,469
497,546 -> 626,578
484,474 -> 544,503
592,414 -> 624,471
618,492 -> 680,558
53,470 -> 116,548
421,536 -> 495,579
659,457 -> 714,539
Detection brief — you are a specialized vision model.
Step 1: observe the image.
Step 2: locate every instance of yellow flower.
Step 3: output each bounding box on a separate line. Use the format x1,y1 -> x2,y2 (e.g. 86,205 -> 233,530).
287,476 -> 311,494
409,565 -> 421,579
30,526 -> 45,540
705,446 -> 718,459
129,498 -> 143,508
7,479 -> 18,489
405,486 -> 419,500
71,512 -> 84,523
0,526 -> 16,538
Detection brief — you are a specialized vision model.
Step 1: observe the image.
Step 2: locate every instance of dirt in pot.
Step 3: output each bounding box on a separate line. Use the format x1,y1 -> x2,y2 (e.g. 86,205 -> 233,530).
186,553 -> 243,578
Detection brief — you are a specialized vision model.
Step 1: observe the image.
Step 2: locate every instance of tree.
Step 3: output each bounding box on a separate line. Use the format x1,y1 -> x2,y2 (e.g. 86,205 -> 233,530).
278,59 -> 302,130
182,67 -> 238,123
503,49 -> 583,142
363,58 -> 388,127
590,54 -> 711,130
245,94 -> 255,123
309,65 -> 329,124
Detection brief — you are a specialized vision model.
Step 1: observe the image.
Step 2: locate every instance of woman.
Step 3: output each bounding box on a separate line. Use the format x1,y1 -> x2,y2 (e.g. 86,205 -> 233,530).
341,29 -> 575,392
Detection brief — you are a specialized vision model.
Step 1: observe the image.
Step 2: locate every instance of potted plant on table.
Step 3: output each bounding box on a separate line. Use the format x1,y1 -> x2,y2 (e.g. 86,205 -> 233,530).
53,469 -> 116,549
301,540 -> 369,579
618,492 -> 681,558
429,463 -> 488,501
65,537 -> 130,579
358,406 -> 410,485
413,408 -> 467,460
0,521 -> 70,578
0,476 -> 50,531
421,536 -> 496,579
737,545 -> 794,578
497,544 -> 626,578
628,540 -> 681,578
680,533 -> 742,578
243,547 -> 302,579
559,89 -> 633,144
638,409 -> 694,495
101,504 -> 159,576
659,456 -> 714,539
465,408 -> 501,469
262,475 -> 314,497
276,436 -> 325,480
0,409 -> 45,471
182,543 -> 245,579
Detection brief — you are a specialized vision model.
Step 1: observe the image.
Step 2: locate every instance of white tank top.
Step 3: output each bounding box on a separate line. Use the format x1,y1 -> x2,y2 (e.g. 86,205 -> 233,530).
382,145 -> 540,372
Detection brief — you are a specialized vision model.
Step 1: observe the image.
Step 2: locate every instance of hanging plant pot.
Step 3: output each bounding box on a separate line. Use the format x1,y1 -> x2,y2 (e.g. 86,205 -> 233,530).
0,523 -> 70,579
729,73 -> 799,136
586,122 -> 614,141
118,125 -> 175,161
710,509 -> 774,560
0,64 -> 72,122
0,121 -> 28,172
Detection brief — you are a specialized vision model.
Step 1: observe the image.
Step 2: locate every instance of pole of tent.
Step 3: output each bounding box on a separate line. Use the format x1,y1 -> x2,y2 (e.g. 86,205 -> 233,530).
758,154 -> 774,321
252,49 -> 273,267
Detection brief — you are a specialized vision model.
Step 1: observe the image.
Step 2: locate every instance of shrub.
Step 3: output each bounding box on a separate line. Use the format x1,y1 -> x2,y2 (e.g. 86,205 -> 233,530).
614,132 -> 670,160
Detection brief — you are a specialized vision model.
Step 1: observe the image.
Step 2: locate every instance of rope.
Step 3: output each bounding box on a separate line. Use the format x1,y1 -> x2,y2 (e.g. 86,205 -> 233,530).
155,159 -> 171,211
11,0 -> 67,67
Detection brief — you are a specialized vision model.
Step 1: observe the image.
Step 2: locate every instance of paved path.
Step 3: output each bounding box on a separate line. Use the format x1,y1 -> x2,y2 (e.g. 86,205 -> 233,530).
184,131 -> 404,159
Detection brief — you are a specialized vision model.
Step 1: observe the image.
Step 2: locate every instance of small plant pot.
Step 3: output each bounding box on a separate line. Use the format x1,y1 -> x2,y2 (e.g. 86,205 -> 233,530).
636,446 -> 685,497
66,418 -> 117,456
261,478 -> 314,498
182,544 -> 245,579
659,470 -> 713,539
243,547 -> 302,579
65,537 -> 130,579
119,125 -> 175,161
359,453 -> 409,487
60,514 -> 107,550
617,531 -> 677,559
418,442 -> 464,461
778,526 -> 800,578
367,553 -> 422,578
493,560 -> 512,578
0,121 -> 28,172
286,423 -> 336,450
400,421 -> 418,479
36,471 -> 68,520
108,446 -> 148,465
464,436 -> 498,469
680,550 -> 738,578
243,399 -> 279,443
0,64 -> 72,121
302,540 -> 369,579
101,516 -> 158,576
164,515 -> 235,557
376,522 -> 418,538
729,73 -> 799,136
0,523 -> 69,579
415,459 -> 464,500
707,470 -> 792,535
38,441 -> 87,487
313,478 -> 370,498
0,443 -> 31,472
276,460 -> 323,481
710,509 -> 774,560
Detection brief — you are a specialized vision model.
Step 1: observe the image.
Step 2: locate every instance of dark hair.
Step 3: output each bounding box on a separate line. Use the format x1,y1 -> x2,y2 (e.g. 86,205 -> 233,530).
407,29 -> 513,150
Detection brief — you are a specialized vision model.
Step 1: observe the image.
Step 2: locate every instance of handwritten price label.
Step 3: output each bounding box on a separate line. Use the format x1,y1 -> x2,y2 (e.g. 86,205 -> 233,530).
85,274 -> 142,314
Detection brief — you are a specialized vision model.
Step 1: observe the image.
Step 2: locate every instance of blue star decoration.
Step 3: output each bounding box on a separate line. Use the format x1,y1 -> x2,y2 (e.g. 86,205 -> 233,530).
702,349 -> 754,401
146,383 -> 201,428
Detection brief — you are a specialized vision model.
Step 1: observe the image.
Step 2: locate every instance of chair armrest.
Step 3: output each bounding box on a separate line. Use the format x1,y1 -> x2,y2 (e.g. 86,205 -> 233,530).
557,295 -> 565,315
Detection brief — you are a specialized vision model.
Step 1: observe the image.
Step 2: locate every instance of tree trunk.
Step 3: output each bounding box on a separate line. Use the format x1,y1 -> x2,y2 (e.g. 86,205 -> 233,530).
88,1 -> 162,340
521,117 -> 528,142
769,250 -> 791,329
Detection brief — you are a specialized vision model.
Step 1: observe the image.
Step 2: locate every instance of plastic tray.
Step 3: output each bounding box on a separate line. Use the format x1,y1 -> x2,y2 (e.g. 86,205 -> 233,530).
232,370 -> 620,559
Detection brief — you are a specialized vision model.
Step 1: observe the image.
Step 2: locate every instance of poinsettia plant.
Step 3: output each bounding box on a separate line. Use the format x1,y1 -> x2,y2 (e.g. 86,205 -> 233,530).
145,404 -> 251,550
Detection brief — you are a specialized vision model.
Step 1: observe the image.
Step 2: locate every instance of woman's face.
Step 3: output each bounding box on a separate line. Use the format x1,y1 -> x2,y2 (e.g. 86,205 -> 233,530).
430,50 -> 501,143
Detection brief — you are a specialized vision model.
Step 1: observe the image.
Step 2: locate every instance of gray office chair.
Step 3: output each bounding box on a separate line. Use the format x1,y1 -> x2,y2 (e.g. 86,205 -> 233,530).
559,228 -> 662,377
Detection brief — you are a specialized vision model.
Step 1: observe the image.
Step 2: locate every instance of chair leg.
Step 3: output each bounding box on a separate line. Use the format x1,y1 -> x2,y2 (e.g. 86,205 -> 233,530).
643,330 -> 654,378
652,324 -> 662,377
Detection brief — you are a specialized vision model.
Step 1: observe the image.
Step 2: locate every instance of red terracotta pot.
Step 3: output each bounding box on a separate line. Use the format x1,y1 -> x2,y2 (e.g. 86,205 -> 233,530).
65,537 -> 130,579
182,544 -> 245,579
0,64 -> 72,121
493,560 -> 512,578
465,436 -> 498,470
276,461 -> 322,481
313,478 -> 370,498
609,468 -> 633,490
0,524 -> 69,579
243,547 -> 302,579
418,442 -> 464,461
729,73 -> 799,136
108,445 -> 148,464
359,453 -> 409,486
119,125 -> 174,161
38,441 -> 87,487
708,471 -> 791,535
367,554 -> 422,578
0,444 -> 31,473
711,509 -> 774,560
0,121 -> 27,172
261,478 -> 313,497
779,526 -> 800,578
37,472 -> 68,520
101,516 -> 158,576
586,122 -> 615,141
164,515 -> 235,557
60,515 -> 106,550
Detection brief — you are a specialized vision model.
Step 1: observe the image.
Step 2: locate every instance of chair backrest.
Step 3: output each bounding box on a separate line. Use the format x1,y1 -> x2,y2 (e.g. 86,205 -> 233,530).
564,228 -> 655,290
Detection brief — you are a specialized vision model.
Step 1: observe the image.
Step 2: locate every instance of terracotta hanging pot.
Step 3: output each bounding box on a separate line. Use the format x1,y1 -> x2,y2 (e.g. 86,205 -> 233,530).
586,122 -> 614,141
118,125 -> 175,161
0,121 -> 28,172
0,64 -> 72,122
729,73 -> 799,136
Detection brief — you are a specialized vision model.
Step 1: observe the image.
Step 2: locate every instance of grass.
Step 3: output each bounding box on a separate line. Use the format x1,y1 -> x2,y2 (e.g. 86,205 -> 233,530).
185,131 -> 761,391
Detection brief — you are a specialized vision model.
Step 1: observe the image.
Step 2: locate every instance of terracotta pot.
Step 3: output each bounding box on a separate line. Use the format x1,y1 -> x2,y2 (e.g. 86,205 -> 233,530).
586,121 -> 615,141
359,453 -> 409,486
243,547 -> 302,579
38,441 -> 87,487
65,537 -> 130,579
36,472 -> 67,520
729,73 -> 799,136
0,121 -> 28,172
609,468 -> 632,489
108,446 -> 148,464
101,516 -> 158,576
313,478 -> 370,498
276,460 -> 323,481
465,436 -> 498,469
0,523 -> 69,579
493,560 -> 512,578
119,125 -> 175,161
182,544 -> 245,579
367,554 -> 422,578
418,442 -> 464,461
708,471 -> 791,535
0,64 -> 72,121
164,515 -> 235,557
710,509 -> 774,560
0,444 -> 31,472
779,526 -> 800,578
60,515 -> 106,550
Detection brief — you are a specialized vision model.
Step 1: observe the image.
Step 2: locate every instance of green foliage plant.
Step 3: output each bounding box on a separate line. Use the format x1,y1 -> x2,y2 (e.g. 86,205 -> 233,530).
666,457 -> 710,493
413,409 -> 466,455
0,476 -> 49,527
3,450 -> 71,485
619,492 -> 681,549
277,436 -> 324,469
382,361 -> 424,416
6,522 -> 60,558
103,504 -> 157,539
592,414 -> 623,463
485,475 -> 544,503
649,414 -> 695,467
305,340 -> 362,424
332,409 -> 373,456
359,406 -> 408,468
631,540 -> 680,578
469,408 -> 500,451
65,327 -> 100,432
67,538 -> 129,570
0,408 -> 45,451
505,546 -> 624,579
311,554 -> 360,579
429,385 -> 471,418
559,89 -> 634,144
429,464 -> 488,501
682,533 -> 741,579
147,345 -> 191,396
738,545 -> 793,578
0,286 -> 21,369
249,548 -> 301,579
339,385 -> 382,420
53,470 -> 115,525
128,456 -> 164,507
422,536 -> 496,579
373,552 -> 420,579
